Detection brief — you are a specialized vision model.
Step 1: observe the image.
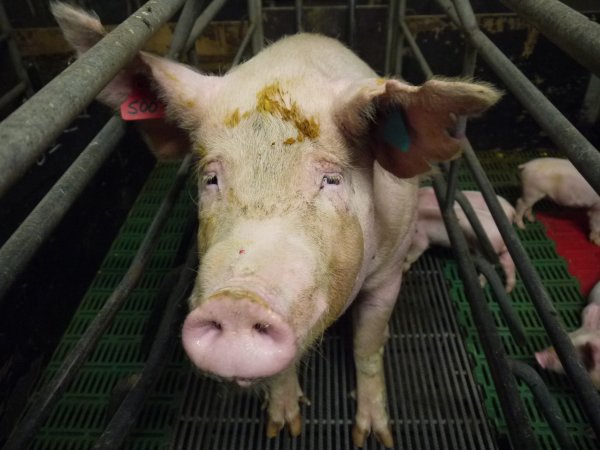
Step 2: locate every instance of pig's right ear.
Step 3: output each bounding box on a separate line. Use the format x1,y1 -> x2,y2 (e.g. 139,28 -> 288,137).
334,77 -> 502,178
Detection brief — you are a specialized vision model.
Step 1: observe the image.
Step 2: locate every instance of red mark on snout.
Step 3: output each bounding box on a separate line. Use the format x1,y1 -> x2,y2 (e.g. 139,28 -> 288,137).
239,249 -> 246,255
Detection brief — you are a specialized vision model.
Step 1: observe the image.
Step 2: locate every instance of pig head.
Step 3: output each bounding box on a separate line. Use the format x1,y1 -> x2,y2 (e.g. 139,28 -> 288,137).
53,3 -> 501,446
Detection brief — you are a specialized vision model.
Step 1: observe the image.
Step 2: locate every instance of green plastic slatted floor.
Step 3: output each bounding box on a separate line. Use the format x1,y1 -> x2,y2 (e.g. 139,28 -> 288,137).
22,150 -> 597,449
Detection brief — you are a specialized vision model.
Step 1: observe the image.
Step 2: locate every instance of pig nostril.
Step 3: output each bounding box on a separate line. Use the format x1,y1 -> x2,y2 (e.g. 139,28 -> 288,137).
209,320 -> 222,331
253,323 -> 270,334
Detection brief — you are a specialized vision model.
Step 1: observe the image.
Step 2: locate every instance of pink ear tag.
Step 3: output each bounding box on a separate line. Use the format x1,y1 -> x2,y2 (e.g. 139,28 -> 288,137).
120,82 -> 165,121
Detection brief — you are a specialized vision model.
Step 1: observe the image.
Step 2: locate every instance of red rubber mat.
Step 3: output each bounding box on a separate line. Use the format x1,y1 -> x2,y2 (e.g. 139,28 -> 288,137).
537,209 -> 600,297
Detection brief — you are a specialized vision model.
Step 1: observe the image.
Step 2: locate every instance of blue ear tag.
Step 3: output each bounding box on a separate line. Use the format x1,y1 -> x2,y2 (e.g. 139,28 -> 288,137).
380,109 -> 410,152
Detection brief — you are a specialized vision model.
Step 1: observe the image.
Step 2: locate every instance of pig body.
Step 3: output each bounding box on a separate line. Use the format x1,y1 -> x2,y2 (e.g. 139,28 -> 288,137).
514,157 -> 600,245
53,3 -> 501,446
404,187 -> 516,292
535,280 -> 600,387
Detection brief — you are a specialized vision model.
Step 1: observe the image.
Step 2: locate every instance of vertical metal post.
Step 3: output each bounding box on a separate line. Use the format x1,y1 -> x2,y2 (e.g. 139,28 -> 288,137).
384,0 -> 399,74
248,0 -> 263,54
393,0 -> 407,75
348,0 -> 356,49
295,0 -> 303,32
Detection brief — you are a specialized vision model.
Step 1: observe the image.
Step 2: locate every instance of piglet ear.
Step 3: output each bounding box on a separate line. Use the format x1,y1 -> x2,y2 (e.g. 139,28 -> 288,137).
580,338 -> 600,371
582,304 -> 600,330
335,78 -> 502,178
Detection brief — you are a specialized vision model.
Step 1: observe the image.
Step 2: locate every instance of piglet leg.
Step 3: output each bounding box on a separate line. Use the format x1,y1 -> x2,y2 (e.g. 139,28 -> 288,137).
266,366 -> 307,438
351,278 -> 401,448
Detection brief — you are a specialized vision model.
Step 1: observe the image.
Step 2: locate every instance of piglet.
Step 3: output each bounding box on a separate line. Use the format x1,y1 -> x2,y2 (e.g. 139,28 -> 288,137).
404,187 -> 516,292
514,157 -> 600,245
535,281 -> 600,387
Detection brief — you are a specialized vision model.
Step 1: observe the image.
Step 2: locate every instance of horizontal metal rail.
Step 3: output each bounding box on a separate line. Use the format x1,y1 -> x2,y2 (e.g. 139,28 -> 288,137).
0,0 -> 186,198
500,0 -> 600,78
1,155 -> 192,450
0,116 -> 126,302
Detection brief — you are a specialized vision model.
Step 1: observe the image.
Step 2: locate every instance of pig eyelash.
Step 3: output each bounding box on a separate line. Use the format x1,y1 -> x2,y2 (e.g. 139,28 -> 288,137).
321,174 -> 342,188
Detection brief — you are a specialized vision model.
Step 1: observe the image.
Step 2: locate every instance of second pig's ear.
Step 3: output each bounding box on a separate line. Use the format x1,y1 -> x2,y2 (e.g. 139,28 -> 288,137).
334,78 -> 502,178
580,338 -> 600,372
582,303 -> 600,330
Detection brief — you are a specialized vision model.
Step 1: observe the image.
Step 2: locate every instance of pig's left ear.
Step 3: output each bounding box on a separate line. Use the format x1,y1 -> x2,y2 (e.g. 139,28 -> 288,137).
140,53 -> 224,132
334,78 -> 502,178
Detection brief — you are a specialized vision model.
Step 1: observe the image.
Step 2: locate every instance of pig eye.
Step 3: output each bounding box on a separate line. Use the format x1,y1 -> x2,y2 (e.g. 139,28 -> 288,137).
203,173 -> 218,186
321,174 -> 342,188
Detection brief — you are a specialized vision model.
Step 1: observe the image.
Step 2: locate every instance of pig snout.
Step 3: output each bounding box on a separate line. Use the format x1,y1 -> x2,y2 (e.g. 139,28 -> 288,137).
182,291 -> 297,384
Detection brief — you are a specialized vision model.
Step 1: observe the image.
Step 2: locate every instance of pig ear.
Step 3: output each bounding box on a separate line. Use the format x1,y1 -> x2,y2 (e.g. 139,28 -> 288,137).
580,338 -> 600,371
582,304 -> 600,330
334,78 -> 502,178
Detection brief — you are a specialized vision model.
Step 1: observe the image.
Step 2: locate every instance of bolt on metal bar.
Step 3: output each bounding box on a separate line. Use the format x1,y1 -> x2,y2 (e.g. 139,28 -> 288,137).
500,0 -> 600,78
0,0 -> 186,199
0,116 -> 125,303
183,0 -> 228,54
432,174 -> 538,450
1,155 -> 193,450
94,237 -> 197,450
168,0 -> 206,60
509,360 -> 576,450
474,257 -> 527,346
460,140 -> 600,438
439,0 -> 600,195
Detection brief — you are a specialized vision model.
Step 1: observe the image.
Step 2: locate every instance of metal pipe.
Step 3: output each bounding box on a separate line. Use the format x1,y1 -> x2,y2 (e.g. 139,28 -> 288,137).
501,0 -> 600,78
168,0 -> 206,59
439,0 -> 600,195
348,0 -> 356,49
460,140 -> 600,438
0,2 -> 33,99
1,155 -> 192,450
183,0 -> 228,54
399,20 -> 433,79
0,117 -> 125,303
247,0 -> 263,54
0,81 -> 26,111
393,0 -> 407,75
509,360 -> 576,450
93,237 -> 197,450
295,0 -> 303,33
432,174 -> 538,450
384,0 -> 399,74
474,257 -> 527,346
0,0 -> 186,198
232,20 -> 257,66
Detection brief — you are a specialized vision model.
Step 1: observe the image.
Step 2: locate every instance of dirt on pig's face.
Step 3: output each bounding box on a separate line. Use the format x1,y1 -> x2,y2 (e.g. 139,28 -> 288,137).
190,95 -> 365,355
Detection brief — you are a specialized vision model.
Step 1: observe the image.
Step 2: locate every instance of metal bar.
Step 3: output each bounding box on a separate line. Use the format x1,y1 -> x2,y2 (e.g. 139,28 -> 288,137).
1,155 -> 192,450
393,0 -> 407,75
460,140 -> 600,438
399,19 -> 433,79
0,117 -> 125,303
295,0 -> 303,33
474,257 -> 527,346
183,0 -> 228,54
0,0 -> 186,198
439,0 -> 600,195
500,0 -> 600,78
0,81 -> 26,111
580,74 -> 600,126
168,0 -> 206,59
232,20 -> 257,66
384,0 -> 399,74
94,239 -> 197,450
432,174 -> 538,450
348,0 -> 356,49
248,0 -> 263,54
0,2 -> 33,98
510,360 -> 576,450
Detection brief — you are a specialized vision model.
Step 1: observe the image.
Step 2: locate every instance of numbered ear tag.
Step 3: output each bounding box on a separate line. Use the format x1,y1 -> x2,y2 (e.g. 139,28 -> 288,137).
120,82 -> 165,121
